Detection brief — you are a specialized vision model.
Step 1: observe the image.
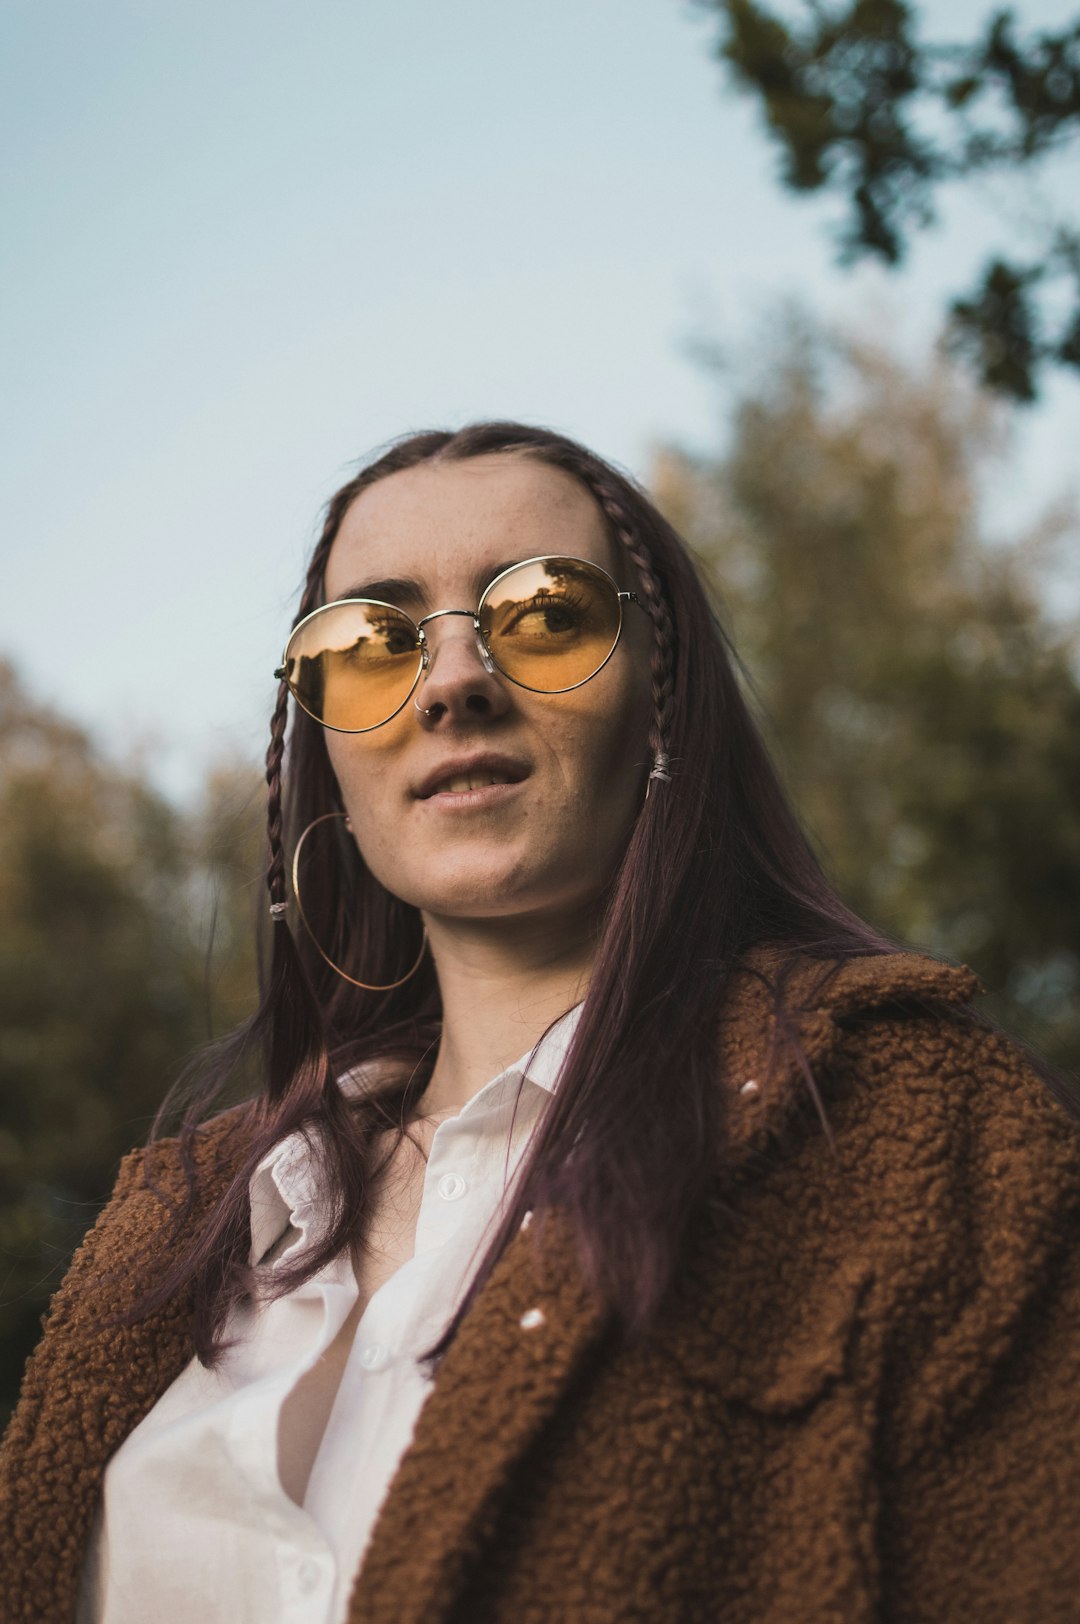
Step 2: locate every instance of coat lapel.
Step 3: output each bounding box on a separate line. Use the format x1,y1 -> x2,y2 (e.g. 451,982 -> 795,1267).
1,946 -> 984,1624
348,946 -> 984,1623
662,943 -> 983,1177
0,1118 -> 247,1623
346,1205 -> 608,1624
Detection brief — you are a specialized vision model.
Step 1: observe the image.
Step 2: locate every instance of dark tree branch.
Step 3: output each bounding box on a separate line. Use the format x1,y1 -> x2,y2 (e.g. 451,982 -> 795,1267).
695,0 -> 1080,398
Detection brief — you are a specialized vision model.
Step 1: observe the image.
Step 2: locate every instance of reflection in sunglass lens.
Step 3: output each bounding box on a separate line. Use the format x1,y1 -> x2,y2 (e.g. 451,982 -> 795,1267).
284,601 -> 421,730
479,558 -> 622,692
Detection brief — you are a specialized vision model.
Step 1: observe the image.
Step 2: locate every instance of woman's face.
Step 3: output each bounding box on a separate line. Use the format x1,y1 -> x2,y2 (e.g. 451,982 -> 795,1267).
320,454 -> 653,929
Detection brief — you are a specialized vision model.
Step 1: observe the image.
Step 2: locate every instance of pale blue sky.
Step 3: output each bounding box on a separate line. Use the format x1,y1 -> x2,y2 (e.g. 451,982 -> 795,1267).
3,0 -> 1078,800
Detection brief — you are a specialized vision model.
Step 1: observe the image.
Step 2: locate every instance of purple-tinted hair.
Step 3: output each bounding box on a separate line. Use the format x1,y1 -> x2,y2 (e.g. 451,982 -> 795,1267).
136,422 -> 930,1365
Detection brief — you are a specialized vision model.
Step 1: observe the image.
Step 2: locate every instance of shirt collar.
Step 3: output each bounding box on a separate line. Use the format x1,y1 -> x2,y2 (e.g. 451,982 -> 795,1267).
248,1002 -> 584,1266
500,1000 -> 584,1095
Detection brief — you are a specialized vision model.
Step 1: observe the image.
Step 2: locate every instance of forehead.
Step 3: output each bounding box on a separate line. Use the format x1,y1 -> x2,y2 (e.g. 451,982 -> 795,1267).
323,453 -> 618,603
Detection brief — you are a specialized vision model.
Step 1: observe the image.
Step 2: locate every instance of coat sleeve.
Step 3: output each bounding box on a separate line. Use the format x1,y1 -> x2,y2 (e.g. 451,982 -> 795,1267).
855,1015 -> 1080,1622
0,1147 -> 148,1460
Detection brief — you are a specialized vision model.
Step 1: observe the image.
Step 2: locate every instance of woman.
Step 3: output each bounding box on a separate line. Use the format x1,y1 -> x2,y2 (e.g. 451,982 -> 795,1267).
2,422 -> 1079,1624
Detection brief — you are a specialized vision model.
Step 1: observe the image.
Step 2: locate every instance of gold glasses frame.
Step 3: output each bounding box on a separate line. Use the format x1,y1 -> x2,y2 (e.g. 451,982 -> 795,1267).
274,553 -> 645,734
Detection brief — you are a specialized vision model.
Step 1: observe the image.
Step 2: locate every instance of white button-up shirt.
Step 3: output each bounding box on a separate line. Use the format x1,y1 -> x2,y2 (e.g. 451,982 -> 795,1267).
77,1006 -> 581,1624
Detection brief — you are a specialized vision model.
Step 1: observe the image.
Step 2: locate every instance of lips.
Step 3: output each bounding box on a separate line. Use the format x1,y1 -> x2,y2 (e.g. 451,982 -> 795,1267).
414,753 -> 531,799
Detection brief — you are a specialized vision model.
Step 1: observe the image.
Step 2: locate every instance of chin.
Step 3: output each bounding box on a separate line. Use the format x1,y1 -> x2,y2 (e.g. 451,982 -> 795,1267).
403,858 -> 581,922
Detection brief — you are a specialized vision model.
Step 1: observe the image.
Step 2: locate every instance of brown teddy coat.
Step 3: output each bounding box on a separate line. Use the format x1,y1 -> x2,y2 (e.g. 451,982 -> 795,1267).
3,948 -> 1080,1623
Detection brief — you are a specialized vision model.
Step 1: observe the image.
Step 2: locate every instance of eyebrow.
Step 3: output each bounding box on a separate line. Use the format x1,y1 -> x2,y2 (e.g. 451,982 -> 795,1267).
331,560 -> 523,610
333,576 -> 425,608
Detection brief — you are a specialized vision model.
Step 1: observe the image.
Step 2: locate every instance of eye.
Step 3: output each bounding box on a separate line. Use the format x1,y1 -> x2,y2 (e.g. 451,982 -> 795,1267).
364,613 -> 419,657
499,590 -> 590,640
382,626 -> 419,657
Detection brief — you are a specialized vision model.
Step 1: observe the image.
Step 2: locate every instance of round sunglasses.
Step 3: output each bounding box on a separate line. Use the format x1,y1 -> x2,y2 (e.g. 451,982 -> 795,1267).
275,554 -> 644,733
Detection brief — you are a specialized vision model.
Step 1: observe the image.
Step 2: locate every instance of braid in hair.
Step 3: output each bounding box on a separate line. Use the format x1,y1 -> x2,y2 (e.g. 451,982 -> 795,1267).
260,481 -> 366,1100
264,482 -> 360,921
264,679 -> 292,919
576,469 -> 676,783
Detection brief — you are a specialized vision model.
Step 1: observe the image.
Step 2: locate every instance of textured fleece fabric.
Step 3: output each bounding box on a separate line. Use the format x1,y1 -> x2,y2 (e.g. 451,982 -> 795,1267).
2,947 -> 1080,1624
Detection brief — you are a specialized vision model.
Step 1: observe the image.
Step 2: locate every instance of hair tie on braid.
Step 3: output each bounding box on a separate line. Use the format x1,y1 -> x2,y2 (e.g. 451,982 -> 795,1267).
264,516 -> 341,922
264,674 -> 292,921
579,471 -> 677,791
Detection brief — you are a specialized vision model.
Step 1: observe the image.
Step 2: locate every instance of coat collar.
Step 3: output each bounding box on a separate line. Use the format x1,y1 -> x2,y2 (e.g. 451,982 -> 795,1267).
3,947 -> 982,1624
248,1004 -> 584,1266
719,943 -> 983,1161
347,945 -> 984,1623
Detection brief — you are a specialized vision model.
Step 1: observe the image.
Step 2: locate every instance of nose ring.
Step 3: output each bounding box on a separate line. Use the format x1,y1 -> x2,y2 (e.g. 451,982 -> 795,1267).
414,693 -> 433,717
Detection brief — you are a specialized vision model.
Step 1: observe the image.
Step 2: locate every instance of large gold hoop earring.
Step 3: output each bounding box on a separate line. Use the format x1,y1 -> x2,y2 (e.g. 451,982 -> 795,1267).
291,812 -> 428,991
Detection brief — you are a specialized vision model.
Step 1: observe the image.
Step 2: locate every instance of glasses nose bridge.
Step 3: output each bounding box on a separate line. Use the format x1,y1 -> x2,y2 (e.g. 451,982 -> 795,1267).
415,606 -> 494,676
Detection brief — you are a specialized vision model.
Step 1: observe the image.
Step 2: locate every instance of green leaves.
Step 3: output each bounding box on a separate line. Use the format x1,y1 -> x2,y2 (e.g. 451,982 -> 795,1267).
948,258 -> 1044,404
0,668 -> 261,1420
656,311 -> 1080,1065
695,0 -> 1080,397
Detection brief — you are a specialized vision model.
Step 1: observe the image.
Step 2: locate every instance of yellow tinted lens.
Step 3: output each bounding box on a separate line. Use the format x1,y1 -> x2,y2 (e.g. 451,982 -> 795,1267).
479,558 -> 622,692
284,601 -> 420,730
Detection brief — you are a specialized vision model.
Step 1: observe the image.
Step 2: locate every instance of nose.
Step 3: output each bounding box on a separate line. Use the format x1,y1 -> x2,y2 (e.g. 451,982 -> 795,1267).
413,615 -> 510,728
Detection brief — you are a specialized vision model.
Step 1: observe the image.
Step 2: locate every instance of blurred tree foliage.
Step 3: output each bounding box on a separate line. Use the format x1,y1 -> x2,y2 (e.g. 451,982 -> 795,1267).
0,666 -> 261,1420
656,309 -> 1080,1072
3,316 -> 1079,1416
693,0 -> 1080,400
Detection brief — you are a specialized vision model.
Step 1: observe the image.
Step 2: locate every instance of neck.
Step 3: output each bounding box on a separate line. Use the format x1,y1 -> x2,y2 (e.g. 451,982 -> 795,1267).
416,908 -> 596,1116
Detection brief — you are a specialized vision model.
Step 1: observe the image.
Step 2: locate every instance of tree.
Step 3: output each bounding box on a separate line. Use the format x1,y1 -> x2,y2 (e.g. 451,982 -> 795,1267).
0,666 -> 261,1420
655,309 -> 1080,1067
693,1 -> 1080,400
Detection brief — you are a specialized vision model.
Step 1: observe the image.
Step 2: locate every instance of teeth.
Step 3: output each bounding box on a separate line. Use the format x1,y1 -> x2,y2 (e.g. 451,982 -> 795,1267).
439,773 -> 512,794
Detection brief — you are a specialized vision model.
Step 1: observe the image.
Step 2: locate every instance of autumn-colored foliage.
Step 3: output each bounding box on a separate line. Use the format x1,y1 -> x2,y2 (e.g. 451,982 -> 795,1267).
0,671 -> 261,1419
656,311 -> 1080,1071
2,319 -> 1077,1418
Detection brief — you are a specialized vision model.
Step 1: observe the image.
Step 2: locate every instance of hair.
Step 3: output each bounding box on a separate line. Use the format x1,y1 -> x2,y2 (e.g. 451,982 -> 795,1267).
133,420 -> 1077,1369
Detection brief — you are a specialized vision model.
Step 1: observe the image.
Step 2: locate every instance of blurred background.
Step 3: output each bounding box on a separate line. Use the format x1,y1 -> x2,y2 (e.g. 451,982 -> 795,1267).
2,0 -> 1078,1415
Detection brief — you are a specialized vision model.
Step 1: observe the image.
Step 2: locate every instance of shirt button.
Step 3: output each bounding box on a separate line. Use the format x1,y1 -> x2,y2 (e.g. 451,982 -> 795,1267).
437,1172 -> 467,1201
358,1342 -> 390,1372
297,1559 -> 322,1594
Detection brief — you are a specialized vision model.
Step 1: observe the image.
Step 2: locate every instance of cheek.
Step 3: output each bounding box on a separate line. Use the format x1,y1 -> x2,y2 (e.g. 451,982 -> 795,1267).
553,668 -> 652,804
598,654 -> 653,760
323,704 -> 411,794
322,733 -> 406,857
